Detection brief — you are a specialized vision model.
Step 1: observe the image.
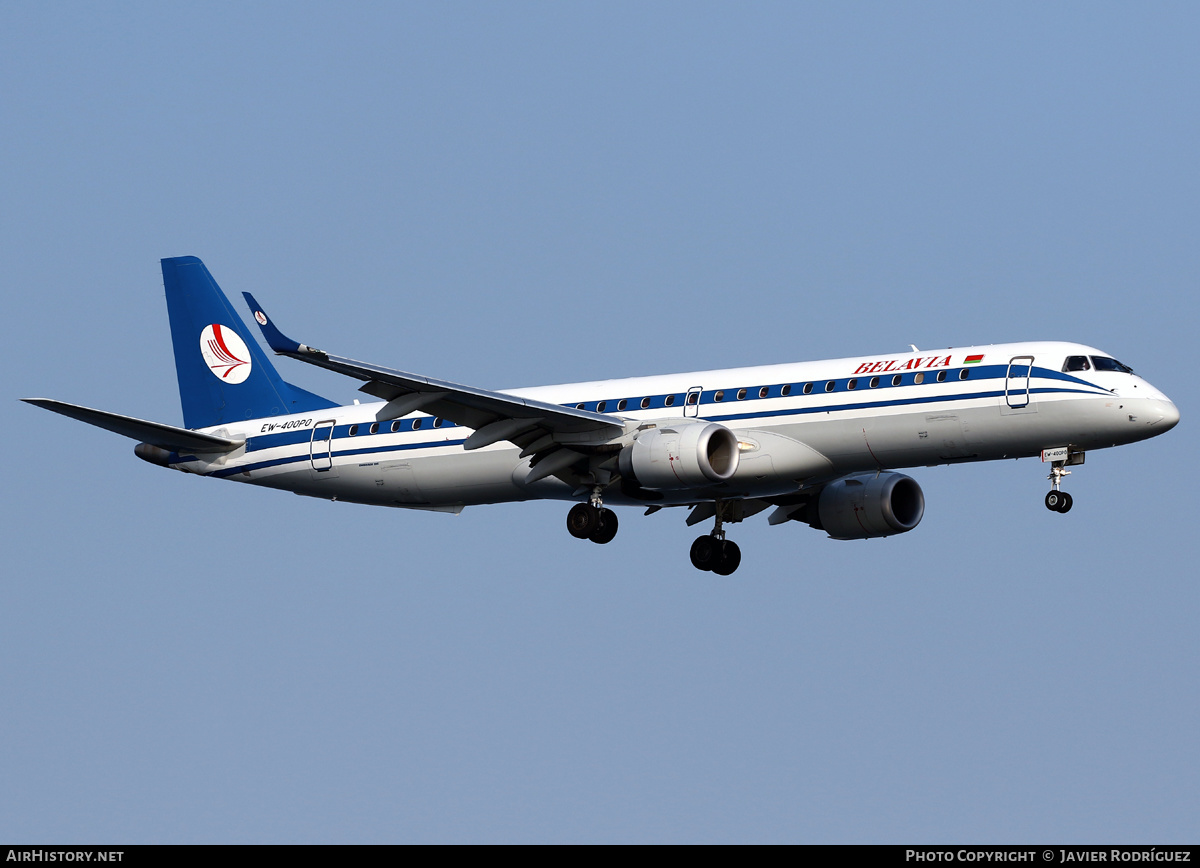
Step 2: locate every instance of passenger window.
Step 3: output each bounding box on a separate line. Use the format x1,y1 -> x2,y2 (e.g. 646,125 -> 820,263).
758,387 -> 769,398
665,395 -> 676,407
348,424 -> 358,436
936,371 -> 946,383
686,392 -> 698,405
390,421 -> 401,433
433,418 -> 443,428
575,403 -> 585,410
736,389 -> 747,400
869,377 -> 879,388
596,401 -> 607,412
781,385 -> 792,397
412,418 -> 422,430
714,390 -> 725,402
959,369 -> 969,380
640,397 -> 651,409
891,375 -> 902,386
803,383 -> 813,394
825,381 -> 835,392
847,379 -> 858,390
1063,356 -> 1091,372
369,422 -> 379,434
914,373 -> 925,384
617,399 -> 628,411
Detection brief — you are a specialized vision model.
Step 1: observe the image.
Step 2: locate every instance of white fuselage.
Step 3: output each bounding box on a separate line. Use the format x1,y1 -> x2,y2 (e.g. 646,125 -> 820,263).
175,341 -> 1178,511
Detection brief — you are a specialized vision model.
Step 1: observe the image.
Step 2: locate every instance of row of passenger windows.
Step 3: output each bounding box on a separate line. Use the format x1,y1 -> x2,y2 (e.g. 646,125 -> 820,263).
571,368 -> 973,413
346,417 -> 457,436
339,367 -> 976,436
576,394 -> 698,412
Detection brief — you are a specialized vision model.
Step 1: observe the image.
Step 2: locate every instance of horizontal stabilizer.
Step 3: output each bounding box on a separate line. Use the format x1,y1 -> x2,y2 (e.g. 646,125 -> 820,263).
22,399 -> 242,453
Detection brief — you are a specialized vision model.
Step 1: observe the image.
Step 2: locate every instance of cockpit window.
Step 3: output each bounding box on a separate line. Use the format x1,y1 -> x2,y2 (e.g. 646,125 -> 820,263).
1063,356 -> 1091,372
1090,356 -> 1134,374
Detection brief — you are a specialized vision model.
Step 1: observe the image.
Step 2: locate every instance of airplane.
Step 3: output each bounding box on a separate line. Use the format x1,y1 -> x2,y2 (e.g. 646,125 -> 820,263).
24,256 -> 1180,575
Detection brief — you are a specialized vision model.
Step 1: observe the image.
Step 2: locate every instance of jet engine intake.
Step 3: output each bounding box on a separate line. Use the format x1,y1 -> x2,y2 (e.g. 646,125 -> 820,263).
813,471 -> 925,540
618,423 -> 739,490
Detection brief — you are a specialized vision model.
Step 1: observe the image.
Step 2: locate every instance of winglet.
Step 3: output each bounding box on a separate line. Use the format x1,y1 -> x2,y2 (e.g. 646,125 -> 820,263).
241,292 -> 325,357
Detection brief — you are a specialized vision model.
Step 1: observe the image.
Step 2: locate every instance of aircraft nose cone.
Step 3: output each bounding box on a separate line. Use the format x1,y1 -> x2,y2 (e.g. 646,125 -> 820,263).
1156,399 -> 1180,431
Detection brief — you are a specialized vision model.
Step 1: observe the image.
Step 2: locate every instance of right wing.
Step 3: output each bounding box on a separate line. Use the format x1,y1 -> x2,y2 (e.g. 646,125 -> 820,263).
242,293 -> 626,456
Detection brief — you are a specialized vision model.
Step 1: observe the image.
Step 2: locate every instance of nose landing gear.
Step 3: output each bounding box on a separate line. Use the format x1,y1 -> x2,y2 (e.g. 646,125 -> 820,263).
1044,459 -> 1074,513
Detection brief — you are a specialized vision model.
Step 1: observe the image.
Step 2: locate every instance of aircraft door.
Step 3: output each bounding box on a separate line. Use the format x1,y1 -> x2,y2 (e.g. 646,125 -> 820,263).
310,420 -> 338,476
684,386 -> 703,417
1004,355 -> 1035,412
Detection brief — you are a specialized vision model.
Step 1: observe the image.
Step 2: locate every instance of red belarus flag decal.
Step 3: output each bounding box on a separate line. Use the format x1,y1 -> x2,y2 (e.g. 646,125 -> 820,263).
964,354 -> 984,365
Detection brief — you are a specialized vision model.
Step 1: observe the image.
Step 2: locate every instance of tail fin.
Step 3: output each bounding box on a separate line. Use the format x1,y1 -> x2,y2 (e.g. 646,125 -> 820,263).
162,256 -> 336,428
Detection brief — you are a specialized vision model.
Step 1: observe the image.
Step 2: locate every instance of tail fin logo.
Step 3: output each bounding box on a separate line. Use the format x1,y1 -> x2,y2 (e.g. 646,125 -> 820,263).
199,324 -> 253,384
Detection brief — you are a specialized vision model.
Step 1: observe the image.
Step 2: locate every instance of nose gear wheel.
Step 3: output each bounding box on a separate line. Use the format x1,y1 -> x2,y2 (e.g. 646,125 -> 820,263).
1044,460 -> 1074,513
1045,490 -> 1073,513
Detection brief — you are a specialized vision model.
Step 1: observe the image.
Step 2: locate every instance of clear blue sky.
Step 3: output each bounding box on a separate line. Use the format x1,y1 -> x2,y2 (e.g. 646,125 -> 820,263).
2,1 -> 1196,843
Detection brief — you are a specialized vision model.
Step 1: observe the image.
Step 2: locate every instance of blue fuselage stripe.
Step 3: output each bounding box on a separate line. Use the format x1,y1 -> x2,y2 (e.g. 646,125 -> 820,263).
212,373 -> 1102,479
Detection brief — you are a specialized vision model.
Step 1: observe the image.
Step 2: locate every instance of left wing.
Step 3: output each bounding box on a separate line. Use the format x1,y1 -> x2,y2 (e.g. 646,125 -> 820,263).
242,293 -> 625,456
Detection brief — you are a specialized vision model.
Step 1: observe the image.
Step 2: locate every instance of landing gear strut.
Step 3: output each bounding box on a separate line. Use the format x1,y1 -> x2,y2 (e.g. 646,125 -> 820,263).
689,502 -> 742,575
566,486 -> 619,544
1045,461 -> 1073,513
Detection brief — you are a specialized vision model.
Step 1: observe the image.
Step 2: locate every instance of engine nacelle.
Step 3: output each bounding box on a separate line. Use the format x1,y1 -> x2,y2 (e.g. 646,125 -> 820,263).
814,472 -> 925,540
134,442 -> 172,467
618,423 -> 739,490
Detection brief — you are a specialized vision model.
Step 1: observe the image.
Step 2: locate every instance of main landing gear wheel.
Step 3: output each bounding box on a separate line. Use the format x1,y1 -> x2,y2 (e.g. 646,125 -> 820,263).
567,503 -> 620,543
690,535 -> 742,575
1045,490 -> 1073,513
712,540 -> 741,576
690,535 -> 719,571
589,508 -> 618,544
567,503 -> 599,539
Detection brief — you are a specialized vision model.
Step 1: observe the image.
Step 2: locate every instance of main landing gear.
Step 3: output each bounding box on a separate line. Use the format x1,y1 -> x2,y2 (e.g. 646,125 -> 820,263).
566,487 -> 619,544
689,502 -> 742,576
1044,459 -> 1073,513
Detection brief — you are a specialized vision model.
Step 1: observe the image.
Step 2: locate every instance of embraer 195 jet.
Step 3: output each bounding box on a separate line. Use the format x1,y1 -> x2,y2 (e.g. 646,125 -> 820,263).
26,257 -> 1180,575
